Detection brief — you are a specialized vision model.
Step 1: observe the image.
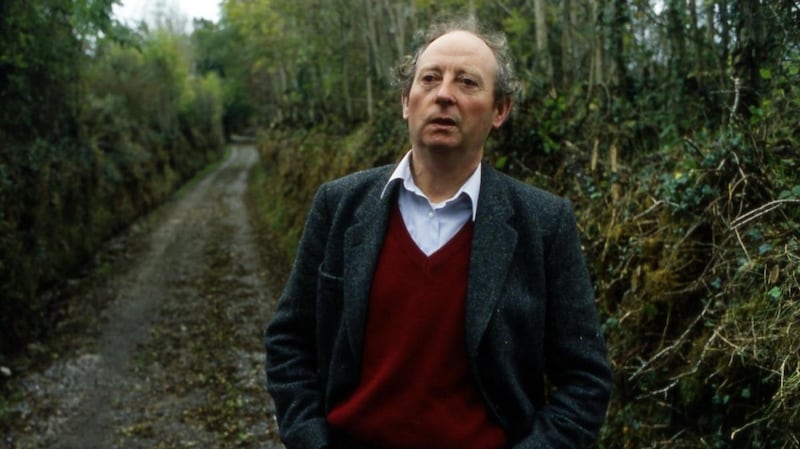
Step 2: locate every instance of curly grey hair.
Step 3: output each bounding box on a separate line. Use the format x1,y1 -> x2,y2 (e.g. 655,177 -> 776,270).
394,17 -> 520,106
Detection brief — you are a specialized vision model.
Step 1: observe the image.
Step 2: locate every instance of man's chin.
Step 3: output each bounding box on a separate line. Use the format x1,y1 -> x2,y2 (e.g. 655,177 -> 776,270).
420,138 -> 461,152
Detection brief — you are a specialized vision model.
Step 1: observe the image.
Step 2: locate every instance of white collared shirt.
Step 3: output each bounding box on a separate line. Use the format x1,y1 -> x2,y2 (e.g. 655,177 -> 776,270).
381,151 -> 480,256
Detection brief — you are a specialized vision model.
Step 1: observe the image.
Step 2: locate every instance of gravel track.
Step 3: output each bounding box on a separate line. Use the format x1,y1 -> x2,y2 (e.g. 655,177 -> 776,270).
3,146 -> 283,449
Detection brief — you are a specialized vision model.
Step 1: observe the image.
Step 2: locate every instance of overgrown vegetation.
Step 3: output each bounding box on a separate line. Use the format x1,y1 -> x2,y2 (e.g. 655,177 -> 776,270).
238,1 -> 800,447
584,125 -> 800,448
0,1 -> 224,356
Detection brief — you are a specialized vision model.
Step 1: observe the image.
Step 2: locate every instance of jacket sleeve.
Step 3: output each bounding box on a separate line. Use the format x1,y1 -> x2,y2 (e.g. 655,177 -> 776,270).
514,199 -> 612,449
265,184 -> 333,449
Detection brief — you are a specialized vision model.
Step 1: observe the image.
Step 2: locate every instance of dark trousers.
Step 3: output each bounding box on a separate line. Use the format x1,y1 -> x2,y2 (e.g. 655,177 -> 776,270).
329,428 -> 381,449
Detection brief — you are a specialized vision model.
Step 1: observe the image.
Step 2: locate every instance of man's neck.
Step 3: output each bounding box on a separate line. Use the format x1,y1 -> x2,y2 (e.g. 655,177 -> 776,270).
410,149 -> 481,203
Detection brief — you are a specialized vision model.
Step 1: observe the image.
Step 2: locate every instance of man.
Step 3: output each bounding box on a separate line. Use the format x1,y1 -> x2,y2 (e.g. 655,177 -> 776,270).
265,17 -> 612,449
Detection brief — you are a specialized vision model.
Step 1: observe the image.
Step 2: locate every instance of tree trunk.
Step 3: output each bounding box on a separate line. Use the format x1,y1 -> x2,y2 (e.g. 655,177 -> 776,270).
362,0 -> 378,118
533,0 -> 553,79
366,74 -> 374,120
732,0 -> 771,119
609,0 -> 629,97
590,0 -> 605,87
705,1 -> 721,81
381,0 -> 409,61
667,0 -> 686,78
689,0 -> 703,86
719,0 -> 731,76
560,0 -> 573,85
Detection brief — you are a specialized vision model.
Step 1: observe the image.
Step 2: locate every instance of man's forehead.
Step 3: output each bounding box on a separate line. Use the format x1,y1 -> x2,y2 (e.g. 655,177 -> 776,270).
417,31 -> 497,71
423,31 -> 490,54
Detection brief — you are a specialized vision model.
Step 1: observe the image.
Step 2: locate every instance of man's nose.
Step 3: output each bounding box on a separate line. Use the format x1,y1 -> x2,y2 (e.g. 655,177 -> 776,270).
435,79 -> 456,105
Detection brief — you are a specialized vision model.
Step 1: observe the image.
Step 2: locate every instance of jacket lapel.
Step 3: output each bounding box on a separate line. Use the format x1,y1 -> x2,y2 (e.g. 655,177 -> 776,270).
465,165 -> 517,359
342,172 -> 396,359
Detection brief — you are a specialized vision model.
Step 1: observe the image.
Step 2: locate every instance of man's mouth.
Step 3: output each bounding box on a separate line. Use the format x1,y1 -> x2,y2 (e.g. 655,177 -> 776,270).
430,117 -> 457,126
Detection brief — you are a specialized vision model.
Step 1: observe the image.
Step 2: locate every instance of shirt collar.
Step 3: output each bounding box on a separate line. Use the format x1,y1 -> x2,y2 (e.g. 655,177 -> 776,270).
381,150 -> 481,220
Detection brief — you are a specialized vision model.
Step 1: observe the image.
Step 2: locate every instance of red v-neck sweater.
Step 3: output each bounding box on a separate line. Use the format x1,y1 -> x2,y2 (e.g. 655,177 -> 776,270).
327,207 -> 506,449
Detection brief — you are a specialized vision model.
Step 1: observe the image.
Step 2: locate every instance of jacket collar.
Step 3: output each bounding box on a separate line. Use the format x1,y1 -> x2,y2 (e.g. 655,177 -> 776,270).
381,150 -> 481,221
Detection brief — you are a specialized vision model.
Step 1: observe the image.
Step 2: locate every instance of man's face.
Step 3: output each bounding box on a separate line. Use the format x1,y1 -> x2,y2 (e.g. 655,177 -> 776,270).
402,31 -> 510,158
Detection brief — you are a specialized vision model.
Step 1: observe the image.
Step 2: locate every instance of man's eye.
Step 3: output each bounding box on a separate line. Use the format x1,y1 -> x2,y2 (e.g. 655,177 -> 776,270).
420,74 -> 437,83
461,78 -> 478,87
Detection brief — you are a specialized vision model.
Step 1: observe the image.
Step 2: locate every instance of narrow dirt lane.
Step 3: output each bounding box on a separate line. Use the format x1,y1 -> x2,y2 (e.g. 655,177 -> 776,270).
5,146 -> 283,449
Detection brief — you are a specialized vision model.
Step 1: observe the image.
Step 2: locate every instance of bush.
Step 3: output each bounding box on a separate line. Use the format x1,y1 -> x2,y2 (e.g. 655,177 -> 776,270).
0,11 -> 225,358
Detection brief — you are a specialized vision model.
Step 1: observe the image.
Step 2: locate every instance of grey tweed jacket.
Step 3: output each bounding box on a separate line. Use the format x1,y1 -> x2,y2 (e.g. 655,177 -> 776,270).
265,163 -> 612,449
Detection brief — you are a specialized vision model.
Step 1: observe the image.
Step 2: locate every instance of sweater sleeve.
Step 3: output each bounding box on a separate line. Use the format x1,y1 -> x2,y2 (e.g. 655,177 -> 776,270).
265,184 -> 334,449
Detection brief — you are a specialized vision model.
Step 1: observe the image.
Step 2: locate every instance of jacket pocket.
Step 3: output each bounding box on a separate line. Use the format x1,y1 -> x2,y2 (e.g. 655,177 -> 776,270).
317,266 -> 344,306
316,266 -> 344,387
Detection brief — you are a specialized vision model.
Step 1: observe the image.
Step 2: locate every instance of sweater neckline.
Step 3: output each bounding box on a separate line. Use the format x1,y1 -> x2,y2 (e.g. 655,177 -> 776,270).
388,205 -> 474,270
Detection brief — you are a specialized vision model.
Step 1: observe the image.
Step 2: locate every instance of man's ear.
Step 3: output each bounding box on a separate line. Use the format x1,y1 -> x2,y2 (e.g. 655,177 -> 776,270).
402,94 -> 409,119
492,97 -> 513,129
